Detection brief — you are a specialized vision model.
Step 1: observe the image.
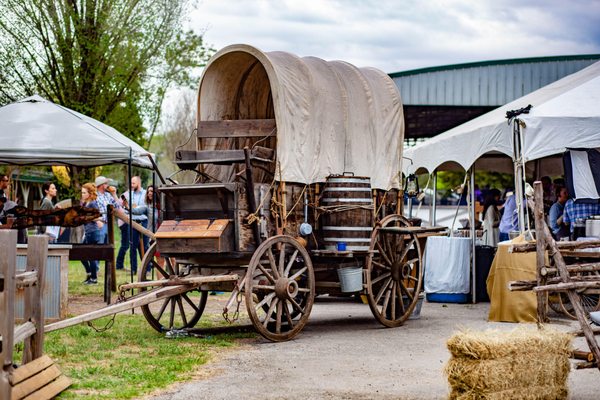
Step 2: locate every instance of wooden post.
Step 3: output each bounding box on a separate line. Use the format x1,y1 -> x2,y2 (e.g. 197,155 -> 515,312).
22,235 -> 48,364
0,230 -> 17,400
535,196 -> 600,370
533,182 -> 548,322
244,147 -> 261,246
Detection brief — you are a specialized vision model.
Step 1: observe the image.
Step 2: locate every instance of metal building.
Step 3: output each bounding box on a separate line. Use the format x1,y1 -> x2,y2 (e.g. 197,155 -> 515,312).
389,55 -> 600,144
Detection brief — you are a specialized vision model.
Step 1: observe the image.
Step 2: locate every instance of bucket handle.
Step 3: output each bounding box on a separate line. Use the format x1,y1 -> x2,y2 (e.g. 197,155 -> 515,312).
342,171 -> 355,176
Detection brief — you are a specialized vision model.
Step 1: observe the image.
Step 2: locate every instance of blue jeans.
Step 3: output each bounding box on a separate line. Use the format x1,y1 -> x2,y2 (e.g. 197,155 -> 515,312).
116,220 -> 148,273
499,232 -> 510,242
82,230 -> 102,280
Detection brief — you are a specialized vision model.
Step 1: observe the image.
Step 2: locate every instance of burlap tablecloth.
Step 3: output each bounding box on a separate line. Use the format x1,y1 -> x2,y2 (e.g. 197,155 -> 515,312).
486,235 -> 538,322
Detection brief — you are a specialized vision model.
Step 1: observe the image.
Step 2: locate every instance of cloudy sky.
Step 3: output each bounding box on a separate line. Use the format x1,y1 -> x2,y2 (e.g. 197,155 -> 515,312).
189,0 -> 600,73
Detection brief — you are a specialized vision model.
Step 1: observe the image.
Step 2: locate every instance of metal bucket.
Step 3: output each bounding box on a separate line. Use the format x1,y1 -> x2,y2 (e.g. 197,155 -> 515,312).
321,175 -> 373,251
337,267 -> 364,293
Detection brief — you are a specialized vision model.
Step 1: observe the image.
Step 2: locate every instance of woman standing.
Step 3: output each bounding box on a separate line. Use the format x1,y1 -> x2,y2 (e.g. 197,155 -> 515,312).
80,183 -> 103,285
481,189 -> 501,247
37,181 -> 61,240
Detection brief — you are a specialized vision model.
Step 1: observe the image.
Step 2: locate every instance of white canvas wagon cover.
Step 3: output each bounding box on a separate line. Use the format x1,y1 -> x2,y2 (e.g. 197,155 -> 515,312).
197,44 -> 404,190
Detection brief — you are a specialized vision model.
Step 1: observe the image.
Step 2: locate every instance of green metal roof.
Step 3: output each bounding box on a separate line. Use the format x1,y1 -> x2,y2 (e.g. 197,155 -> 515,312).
389,54 -> 600,78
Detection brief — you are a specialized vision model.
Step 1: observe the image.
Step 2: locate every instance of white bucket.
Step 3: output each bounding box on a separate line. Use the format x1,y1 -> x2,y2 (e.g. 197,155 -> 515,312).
409,292 -> 425,320
337,267 -> 363,293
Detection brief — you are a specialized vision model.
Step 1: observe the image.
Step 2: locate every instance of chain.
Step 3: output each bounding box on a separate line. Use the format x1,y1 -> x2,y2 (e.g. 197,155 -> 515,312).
223,283 -> 244,324
87,313 -> 116,333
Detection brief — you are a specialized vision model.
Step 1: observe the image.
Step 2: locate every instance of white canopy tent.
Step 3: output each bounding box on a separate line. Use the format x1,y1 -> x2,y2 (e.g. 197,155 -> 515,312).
403,60 -> 600,304
403,60 -> 600,176
0,95 -> 152,168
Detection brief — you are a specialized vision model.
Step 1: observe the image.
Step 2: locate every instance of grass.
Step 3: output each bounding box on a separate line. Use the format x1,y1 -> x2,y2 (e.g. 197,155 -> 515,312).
15,227 -> 255,399
42,315 -> 252,399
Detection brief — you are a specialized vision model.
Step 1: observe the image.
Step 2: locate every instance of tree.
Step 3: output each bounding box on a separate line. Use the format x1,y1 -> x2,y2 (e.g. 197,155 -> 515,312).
151,89 -> 197,185
0,0 -> 213,146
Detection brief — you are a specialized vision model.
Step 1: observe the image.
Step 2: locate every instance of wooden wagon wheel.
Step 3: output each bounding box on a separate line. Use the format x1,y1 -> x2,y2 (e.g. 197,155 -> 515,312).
138,242 -> 208,332
245,235 -> 315,342
557,287 -> 600,320
366,214 -> 422,327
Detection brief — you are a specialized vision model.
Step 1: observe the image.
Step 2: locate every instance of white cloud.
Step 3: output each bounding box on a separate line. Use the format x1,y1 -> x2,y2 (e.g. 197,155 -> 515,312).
189,0 -> 600,73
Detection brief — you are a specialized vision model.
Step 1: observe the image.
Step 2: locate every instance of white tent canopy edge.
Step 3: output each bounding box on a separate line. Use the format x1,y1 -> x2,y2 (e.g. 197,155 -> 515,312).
0,95 -> 153,168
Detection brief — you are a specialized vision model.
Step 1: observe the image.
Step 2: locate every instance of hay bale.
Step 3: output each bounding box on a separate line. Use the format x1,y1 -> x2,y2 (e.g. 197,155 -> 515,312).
445,327 -> 572,400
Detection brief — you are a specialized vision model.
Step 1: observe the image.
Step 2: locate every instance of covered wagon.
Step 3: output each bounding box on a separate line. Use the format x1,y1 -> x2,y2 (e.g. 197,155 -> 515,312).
140,44 -> 443,341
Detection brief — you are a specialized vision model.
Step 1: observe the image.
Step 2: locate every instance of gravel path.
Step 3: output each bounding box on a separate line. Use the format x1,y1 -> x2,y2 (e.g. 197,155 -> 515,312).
149,297 -> 599,400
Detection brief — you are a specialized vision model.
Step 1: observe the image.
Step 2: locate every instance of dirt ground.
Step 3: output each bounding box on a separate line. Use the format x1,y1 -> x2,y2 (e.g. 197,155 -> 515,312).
79,295 -> 594,400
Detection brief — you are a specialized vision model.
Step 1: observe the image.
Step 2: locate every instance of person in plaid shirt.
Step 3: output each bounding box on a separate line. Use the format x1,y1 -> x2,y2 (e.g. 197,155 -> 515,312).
563,199 -> 600,234
95,176 -> 123,243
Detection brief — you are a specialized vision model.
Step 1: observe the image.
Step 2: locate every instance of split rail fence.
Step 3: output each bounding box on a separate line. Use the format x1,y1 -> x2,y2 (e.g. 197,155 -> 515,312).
0,230 -> 71,399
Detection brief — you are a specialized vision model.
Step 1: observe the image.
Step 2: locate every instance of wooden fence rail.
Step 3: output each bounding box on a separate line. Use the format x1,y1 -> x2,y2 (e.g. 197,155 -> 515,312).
0,230 -> 70,399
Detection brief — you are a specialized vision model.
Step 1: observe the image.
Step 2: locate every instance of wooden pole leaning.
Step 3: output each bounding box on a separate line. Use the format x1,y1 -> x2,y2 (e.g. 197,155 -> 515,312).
532,182 -> 548,322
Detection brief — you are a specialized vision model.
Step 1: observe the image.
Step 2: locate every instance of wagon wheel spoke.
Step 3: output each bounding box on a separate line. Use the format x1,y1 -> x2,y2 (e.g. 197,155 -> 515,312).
372,259 -> 390,271
278,243 -> 286,276
257,262 -> 276,284
289,266 -> 308,281
168,298 -> 176,329
380,284 -> 392,316
182,293 -> 200,313
398,281 -> 414,302
275,301 -> 283,334
266,249 -> 281,279
399,237 -> 417,262
375,277 -> 392,303
165,257 -> 176,276
396,283 -> 406,314
262,298 -> 278,327
284,250 -> 299,277
156,298 -> 170,322
177,297 -> 188,326
288,297 -> 305,315
376,241 -> 394,267
390,281 -> 397,321
255,292 -> 276,311
281,301 -> 294,326
371,272 -> 391,286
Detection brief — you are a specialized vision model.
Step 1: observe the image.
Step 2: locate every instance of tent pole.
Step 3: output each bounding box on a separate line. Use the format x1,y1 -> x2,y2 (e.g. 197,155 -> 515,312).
128,150 -> 134,295
469,168 -> 477,304
513,119 -> 525,234
432,171 -> 437,226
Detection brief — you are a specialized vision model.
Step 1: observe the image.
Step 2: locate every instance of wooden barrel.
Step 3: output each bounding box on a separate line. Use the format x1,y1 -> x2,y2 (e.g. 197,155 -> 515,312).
320,175 -> 373,251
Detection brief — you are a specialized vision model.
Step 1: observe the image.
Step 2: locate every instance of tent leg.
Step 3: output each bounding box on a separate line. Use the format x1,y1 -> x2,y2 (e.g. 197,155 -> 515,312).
470,169 -> 477,304
432,171 -> 437,226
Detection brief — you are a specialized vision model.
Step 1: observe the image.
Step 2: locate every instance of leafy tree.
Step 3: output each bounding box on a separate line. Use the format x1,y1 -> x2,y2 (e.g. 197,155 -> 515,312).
151,89 -> 197,185
0,0 -> 213,147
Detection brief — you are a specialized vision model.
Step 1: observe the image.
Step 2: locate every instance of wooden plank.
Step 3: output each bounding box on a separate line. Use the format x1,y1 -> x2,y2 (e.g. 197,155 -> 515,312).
1,230 -> 18,400
118,274 -> 239,290
44,283 -> 204,333
23,236 -> 47,364
11,364 -> 61,400
15,272 -> 37,289
10,356 -> 53,386
21,374 -> 71,400
68,245 -> 114,261
13,322 -> 36,345
198,119 -> 276,138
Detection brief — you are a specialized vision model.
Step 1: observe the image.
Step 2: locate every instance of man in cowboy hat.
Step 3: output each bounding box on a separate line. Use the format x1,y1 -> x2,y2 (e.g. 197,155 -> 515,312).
95,176 -> 122,243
